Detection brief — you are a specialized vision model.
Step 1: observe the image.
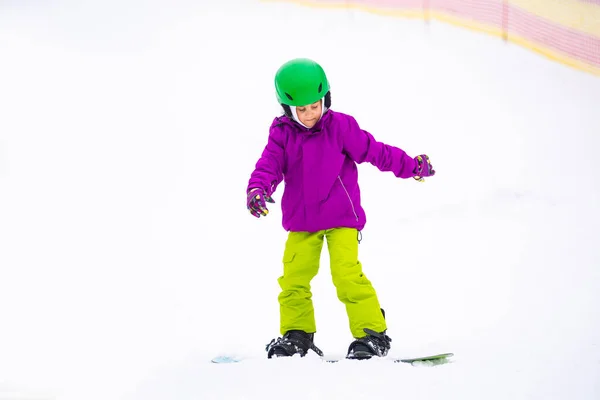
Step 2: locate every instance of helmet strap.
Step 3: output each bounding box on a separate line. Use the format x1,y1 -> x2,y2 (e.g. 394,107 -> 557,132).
281,104 -> 293,119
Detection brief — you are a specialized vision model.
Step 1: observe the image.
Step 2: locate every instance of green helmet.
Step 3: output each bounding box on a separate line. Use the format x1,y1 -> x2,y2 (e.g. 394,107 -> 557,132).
274,58 -> 330,106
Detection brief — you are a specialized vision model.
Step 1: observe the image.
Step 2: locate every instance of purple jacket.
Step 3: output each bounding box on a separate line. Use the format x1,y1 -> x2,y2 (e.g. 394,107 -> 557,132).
247,110 -> 417,232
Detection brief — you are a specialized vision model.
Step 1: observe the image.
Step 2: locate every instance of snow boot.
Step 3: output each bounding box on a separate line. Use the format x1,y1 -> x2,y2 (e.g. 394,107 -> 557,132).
266,330 -> 324,358
346,309 -> 391,360
346,328 -> 392,360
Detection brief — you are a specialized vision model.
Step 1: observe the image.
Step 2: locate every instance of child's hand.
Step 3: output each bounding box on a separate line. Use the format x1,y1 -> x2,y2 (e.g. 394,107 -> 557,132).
247,188 -> 275,218
413,154 -> 435,182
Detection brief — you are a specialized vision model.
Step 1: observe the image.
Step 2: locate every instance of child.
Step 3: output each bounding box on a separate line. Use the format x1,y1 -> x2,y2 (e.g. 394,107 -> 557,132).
246,58 -> 435,360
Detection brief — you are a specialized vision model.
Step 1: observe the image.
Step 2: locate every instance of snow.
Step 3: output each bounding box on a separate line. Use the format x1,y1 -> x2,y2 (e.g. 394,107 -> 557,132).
1,1 -> 599,399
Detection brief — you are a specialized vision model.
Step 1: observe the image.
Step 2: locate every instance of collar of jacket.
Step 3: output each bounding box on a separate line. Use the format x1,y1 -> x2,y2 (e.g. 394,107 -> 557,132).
279,110 -> 332,135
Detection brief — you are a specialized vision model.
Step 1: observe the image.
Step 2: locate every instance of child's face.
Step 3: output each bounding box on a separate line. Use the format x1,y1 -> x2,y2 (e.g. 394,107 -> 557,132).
296,100 -> 322,128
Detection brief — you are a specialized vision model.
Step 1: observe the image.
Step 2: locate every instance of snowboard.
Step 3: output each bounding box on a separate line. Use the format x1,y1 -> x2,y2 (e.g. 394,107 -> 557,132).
397,352 -> 453,365
325,352 -> 453,365
211,352 -> 453,366
211,355 -> 243,364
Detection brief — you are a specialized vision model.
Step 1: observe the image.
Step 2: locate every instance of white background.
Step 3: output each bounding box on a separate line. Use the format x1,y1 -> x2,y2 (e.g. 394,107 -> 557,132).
1,1 -> 599,399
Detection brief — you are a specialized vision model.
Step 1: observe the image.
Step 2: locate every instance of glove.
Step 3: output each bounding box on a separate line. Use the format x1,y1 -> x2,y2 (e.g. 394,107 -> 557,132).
247,188 -> 275,218
413,154 -> 435,181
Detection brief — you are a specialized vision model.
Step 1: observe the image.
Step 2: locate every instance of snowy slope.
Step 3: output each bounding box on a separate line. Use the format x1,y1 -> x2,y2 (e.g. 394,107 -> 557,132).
0,1 -> 599,399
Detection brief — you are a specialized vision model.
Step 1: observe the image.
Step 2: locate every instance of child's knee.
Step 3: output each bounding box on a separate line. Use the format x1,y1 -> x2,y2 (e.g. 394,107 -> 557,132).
333,273 -> 377,303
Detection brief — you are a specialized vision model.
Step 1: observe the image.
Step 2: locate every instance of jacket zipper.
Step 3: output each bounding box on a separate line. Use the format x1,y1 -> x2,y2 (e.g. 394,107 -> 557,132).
338,176 -> 359,221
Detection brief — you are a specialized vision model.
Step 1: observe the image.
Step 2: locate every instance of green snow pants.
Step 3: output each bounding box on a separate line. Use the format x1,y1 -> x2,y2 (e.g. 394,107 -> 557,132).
278,227 -> 386,338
